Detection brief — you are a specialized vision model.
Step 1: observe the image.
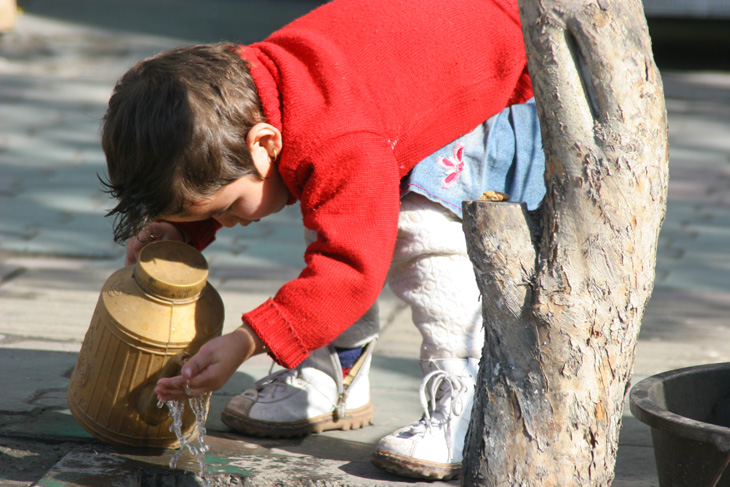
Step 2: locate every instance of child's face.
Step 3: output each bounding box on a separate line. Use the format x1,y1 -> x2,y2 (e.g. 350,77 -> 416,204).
164,170 -> 289,228
163,123 -> 287,228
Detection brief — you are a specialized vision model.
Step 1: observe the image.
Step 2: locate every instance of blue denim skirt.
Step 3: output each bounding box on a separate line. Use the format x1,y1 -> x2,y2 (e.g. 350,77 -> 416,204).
402,98 -> 546,217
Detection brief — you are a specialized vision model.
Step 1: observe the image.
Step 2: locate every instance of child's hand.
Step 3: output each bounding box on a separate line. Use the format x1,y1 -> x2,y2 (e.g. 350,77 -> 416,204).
155,324 -> 265,402
125,222 -> 185,266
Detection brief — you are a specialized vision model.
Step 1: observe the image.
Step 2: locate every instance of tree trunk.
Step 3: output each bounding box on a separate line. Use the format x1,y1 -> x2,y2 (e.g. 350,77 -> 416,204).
461,0 -> 668,486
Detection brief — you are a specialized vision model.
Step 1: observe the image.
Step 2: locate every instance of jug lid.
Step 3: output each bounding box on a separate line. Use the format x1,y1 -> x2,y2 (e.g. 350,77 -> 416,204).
133,241 -> 209,300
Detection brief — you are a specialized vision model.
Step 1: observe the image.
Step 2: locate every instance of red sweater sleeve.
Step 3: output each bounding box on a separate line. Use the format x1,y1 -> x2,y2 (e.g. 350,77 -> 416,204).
243,133 -> 401,368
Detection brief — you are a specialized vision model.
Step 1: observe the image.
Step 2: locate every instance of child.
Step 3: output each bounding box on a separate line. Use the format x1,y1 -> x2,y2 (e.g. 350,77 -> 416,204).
101,0 -> 545,480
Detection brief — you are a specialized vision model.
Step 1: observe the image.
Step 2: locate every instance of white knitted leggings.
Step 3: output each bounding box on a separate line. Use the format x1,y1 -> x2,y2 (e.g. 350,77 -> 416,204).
307,193 -> 483,360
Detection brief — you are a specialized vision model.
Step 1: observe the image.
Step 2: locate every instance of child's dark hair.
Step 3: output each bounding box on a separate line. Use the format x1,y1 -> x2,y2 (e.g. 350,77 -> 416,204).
101,42 -> 266,244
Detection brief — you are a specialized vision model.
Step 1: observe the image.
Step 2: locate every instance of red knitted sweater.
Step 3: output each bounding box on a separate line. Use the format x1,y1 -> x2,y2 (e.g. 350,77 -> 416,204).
177,0 -> 533,368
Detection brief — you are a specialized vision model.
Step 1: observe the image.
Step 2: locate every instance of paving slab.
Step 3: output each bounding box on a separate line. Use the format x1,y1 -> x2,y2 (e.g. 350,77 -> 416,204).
34,435 -> 461,487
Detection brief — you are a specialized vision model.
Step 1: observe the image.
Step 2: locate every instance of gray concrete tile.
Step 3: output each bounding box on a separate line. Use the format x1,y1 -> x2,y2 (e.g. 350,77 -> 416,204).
1,226 -> 120,258
0,409 -> 94,441
655,257 -> 730,294
0,348 -> 77,414
0,261 -> 23,283
613,443 -> 659,487
0,194 -> 67,229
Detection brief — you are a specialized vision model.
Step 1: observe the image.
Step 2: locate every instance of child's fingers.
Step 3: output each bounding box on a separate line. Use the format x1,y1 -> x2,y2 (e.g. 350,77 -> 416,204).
186,363 -> 223,392
184,351 -> 234,393
125,238 -> 143,266
155,375 -> 187,395
181,348 -> 215,382
157,389 -> 189,402
157,374 -> 186,389
155,383 -> 188,402
125,223 -> 184,267
156,372 -> 208,401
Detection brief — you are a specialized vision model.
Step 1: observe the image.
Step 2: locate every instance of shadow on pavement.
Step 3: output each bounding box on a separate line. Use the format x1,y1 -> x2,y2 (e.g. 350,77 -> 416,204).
17,0 -> 326,44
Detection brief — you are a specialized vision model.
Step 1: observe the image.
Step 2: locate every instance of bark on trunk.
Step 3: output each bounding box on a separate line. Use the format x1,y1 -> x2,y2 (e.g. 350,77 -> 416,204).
461,0 -> 668,485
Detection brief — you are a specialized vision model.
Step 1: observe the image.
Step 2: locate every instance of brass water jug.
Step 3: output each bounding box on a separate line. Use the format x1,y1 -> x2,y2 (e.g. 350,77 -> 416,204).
68,240 -> 224,447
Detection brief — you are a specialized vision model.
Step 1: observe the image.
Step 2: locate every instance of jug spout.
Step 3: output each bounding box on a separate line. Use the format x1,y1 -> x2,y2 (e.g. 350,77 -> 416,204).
137,352 -> 190,426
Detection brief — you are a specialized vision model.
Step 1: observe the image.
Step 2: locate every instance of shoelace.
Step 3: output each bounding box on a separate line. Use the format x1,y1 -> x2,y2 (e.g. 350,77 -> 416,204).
253,364 -> 301,398
417,369 -> 470,458
251,359 -> 347,416
420,370 -> 469,422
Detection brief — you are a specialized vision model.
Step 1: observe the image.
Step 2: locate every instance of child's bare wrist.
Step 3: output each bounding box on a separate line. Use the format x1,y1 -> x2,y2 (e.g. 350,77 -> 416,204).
236,322 -> 267,356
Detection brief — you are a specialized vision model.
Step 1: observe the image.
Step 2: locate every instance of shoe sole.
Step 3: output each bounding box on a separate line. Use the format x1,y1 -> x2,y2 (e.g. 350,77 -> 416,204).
221,402 -> 374,438
371,449 -> 461,480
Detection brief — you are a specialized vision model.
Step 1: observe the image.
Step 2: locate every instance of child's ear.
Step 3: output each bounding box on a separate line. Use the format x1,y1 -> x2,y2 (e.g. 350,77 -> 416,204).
246,123 -> 283,162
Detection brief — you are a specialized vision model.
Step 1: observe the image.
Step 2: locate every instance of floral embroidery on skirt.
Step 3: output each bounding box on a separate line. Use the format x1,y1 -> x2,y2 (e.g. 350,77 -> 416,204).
402,98 -> 546,217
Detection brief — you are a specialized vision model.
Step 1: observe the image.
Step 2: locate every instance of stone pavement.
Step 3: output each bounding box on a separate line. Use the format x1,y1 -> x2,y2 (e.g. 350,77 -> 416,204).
0,2 -> 729,486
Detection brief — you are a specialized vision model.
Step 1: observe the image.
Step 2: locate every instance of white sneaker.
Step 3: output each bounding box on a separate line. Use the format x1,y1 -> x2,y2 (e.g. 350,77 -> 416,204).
371,358 -> 478,480
221,341 -> 375,438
